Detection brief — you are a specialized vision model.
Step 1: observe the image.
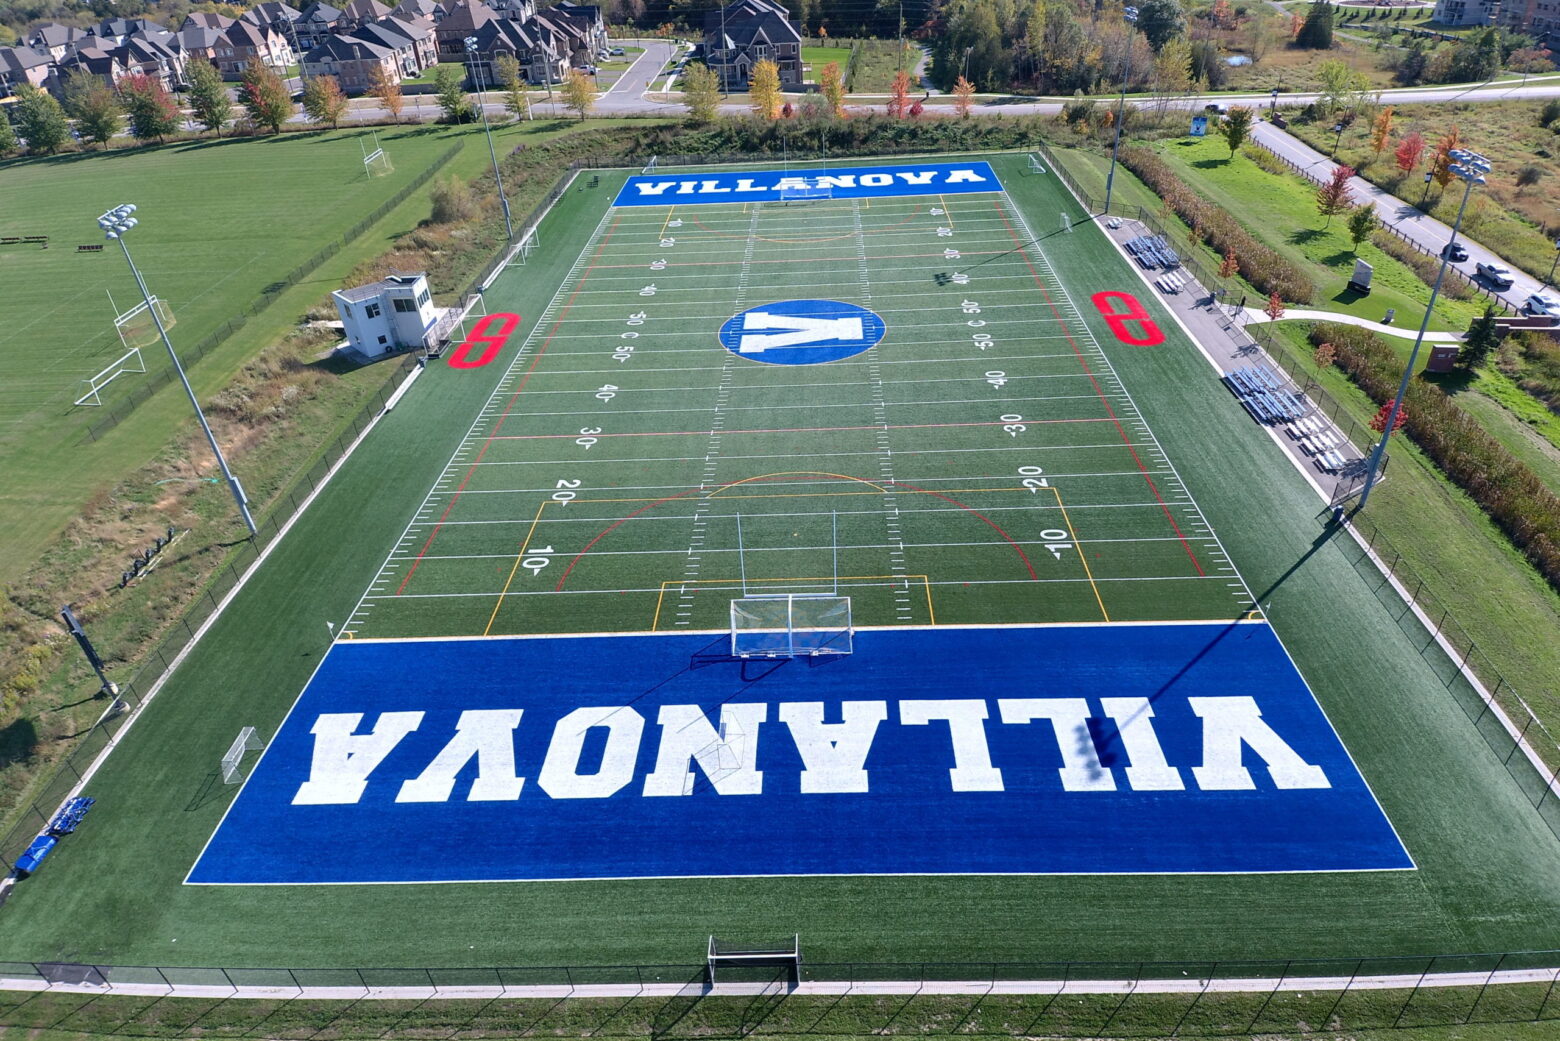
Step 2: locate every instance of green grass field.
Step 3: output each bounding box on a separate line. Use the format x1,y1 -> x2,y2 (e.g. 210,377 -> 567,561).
0,124 -> 491,586
3,154 -> 1560,976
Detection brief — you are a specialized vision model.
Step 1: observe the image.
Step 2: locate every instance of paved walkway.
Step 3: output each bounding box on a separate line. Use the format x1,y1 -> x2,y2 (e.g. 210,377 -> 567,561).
1240,307 -> 1463,342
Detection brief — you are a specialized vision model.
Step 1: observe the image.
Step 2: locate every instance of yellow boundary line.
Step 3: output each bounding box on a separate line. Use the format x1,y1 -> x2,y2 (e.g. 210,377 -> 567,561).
658,205 -> 677,239
1050,487 -> 1109,622
483,501 -> 550,636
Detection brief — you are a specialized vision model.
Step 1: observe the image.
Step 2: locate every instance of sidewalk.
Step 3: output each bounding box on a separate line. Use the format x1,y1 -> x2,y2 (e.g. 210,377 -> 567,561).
1241,307 -> 1463,342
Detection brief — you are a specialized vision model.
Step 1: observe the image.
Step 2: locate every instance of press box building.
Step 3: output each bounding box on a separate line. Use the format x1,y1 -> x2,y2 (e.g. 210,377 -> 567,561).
332,272 -> 440,357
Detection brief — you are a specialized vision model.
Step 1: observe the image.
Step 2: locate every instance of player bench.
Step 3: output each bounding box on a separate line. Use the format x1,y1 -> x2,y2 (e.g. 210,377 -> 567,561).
49,796 -> 94,835
22,235 -> 49,248
77,244 -> 104,253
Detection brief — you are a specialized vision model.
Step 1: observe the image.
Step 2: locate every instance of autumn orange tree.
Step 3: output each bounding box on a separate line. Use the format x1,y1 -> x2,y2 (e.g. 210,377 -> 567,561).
888,68 -> 911,118
1265,293 -> 1286,322
1429,126 -> 1460,191
1370,402 -> 1407,433
1394,131 -> 1424,173
749,58 -> 781,118
952,75 -> 975,118
1219,248 -> 1238,279
1370,106 -> 1393,154
369,64 -> 404,123
820,61 -> 845,116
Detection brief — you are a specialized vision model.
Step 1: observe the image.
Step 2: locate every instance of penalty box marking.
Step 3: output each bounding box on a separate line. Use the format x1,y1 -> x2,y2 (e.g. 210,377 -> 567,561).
187,622 -> 1411,885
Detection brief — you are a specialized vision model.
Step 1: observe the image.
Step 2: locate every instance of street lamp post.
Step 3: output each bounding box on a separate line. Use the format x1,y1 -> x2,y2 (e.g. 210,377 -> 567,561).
1419,170 -> 1434,207
1269,87 -> 1279,116
465,36 -> 514,240
1330,122 -> 1345,158
1356,149 -> 1491,512
1103,5 -> 1140,215
962,45 -> 973,83
97,204 -> 257,538
1548,239 -> 1560,287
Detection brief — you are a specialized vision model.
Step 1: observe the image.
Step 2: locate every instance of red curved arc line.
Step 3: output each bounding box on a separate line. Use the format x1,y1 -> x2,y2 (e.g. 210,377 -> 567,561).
688,206 -> 924,243
553,473 -> 1037,592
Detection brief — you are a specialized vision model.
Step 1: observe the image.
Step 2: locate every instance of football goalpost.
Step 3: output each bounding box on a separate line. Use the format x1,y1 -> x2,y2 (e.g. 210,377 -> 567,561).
361,132 -> 391,178
221,726 -> 265,785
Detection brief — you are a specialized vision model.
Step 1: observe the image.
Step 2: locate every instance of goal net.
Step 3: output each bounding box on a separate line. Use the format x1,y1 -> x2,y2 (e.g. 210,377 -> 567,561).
114,296 -> 175,351
730,595 -> 852,658
779,184 -> 833,204
221,726 -> 265,785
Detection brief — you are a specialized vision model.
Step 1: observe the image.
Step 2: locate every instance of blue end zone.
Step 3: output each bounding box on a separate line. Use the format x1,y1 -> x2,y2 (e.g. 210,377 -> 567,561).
188,624 -> 1411,884
611,161 -> 1003,208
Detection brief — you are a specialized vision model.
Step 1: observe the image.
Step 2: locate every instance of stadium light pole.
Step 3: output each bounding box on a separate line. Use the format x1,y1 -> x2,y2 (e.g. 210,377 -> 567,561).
1356,149 -> 1490,512
466,35 -> 514,240
1547,239 -> 1560,287
97,204 -> 257,538
1102,5 -> 1140,216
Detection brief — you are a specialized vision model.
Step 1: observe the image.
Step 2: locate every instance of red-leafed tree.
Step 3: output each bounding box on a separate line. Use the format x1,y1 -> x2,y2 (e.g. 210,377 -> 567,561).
1313,341 -> 1337,368
1219,248 -> 1238,279
1316,164 -> 1355,226
1370,402 -> 1408,433
1394,131 -> 1425,173
908,98 -> 923,118
888,68 -> 912,119
118,73 -> 181,142
1265,292 -> 1286,322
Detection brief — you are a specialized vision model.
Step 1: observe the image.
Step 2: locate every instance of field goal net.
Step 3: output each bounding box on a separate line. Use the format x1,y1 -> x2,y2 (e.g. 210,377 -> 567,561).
114,295 -> 174,351
730,595 -> 852,659
221,726 -> 265,785
780,184 -> 833,204
706,935 -> 801,987
362,133 -> 392,178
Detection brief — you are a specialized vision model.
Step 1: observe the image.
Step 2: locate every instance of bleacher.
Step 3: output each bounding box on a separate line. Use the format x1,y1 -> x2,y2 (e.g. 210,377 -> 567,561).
48,796 -> 94,835
1223,364 -> 1310,426
1123,234 -> 1180,271
1283,414 -> 1350,474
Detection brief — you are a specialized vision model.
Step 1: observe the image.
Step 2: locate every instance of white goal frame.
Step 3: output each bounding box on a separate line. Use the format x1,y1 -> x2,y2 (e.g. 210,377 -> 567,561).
221,726 -> 265,785
113,295 -> 175,351
75,346 -> 146,407
730,594 -> 852,658
780,184 -> 833,203
362,133 -> 391,178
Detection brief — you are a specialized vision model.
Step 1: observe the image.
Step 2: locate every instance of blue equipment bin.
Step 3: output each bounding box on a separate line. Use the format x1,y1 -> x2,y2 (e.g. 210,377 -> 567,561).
15,834 -> 57,876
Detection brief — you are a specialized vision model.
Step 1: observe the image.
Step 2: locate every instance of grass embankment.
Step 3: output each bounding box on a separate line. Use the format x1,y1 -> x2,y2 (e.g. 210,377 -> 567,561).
846,37 -> 916,92
0,119 -> 663,842
9,990 -> 1560,1041
1154,134 -> 1480,331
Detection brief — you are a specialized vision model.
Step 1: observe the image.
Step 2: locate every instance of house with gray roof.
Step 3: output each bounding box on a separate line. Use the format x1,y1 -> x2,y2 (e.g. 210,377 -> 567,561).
392,0 -> 448,22
352,16 -> 434,74
215,19 -> 294,77
703,0 -> 800,90
301,32 -> 398,91
434,0 -> 500,59
295,2 -> 345,48
0,45 -> 53,96
26,23 -> 89,61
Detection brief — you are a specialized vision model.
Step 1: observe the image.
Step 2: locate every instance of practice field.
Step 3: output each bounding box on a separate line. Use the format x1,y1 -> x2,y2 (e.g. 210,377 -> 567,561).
6,153 -> 1560,973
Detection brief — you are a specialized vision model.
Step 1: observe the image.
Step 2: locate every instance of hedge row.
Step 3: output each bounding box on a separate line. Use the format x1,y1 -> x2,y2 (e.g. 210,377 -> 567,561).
1311,322 -> 1560,590
1119,144 -> 1317,304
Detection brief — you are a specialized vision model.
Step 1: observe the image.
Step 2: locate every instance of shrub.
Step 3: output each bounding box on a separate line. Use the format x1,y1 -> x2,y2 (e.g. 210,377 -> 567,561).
1242,143 -> 1289,176
1118,145 -> 1317,302
429,176 -> 477,224
1311,322 -> 1560,590
1542,98 -> 1560,127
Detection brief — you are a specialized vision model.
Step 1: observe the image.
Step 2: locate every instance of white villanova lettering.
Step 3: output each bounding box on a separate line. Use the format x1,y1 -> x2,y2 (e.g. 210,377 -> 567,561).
631,166 -> 991,198
288,697 -> 1329,804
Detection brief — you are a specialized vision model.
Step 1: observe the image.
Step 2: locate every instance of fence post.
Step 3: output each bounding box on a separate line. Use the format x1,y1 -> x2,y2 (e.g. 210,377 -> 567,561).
1506,716 -> 1535,765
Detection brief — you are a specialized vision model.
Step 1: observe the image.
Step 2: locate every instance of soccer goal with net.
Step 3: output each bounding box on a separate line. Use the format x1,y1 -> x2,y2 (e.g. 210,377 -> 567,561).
779,184 -> 833,204
730,595 -> 852,658
362,133 -> 392,178
221,726 -> 265,785
113,295 -> 175,351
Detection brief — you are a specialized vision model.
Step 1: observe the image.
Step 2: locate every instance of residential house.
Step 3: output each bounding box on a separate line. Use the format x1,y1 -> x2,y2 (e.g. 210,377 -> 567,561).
393,0 -> 448,22
434,0 -> 497,59
532,1 -> 605,64
26,23 -> 89,62
96,18 -> 167,45
352,16 -> 434,75
53,42 -> 129,90
702,0 -> 801,90
386,13 -> 439,67
119,30 -> 188,88
1434,0 -> 1560,37
241,1 -> 304,35
301,32 -> 398,91
175,25 -> 228,66
467,16 -> 562,84
294,2 -> 345,48
338,0 -> 393,29
181,12 -> 236,30
215,18 -> 294,77
0,45 -> 53,96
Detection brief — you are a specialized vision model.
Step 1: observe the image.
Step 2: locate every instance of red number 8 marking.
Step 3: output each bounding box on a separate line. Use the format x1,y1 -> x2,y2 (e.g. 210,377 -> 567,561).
448,312 -> 521,369
1090,292 -> 1164,347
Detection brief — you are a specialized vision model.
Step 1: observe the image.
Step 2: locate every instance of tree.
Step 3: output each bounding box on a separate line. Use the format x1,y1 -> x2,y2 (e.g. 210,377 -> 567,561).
63,71 -> 122,148
748,58 -> 781,118
1313,341 -> 1337,368
1429,126 -> 1460,190
1137,0 -> 1186,51
120,74 -> 183,143
1369,401 -> 1407,434
1152,37 -> 1196,103
681,61 -> 719,123
1219,105 -> 1252,158
561,67 -> 594,120
432,64 -> 475,122
1219,248 -> 1238,279
1316,164 -> 1354,226
908,98 -> 923,118
1397,38 -> 1428,85
1316,58 -> 1371,114
368,61 -> 405,124
819,61 -> 846,117
1295,0 -> 1334,49
1460,305 -> 1501,369
952,74 -> 975,118
1394,130 -> 1424,173
1516,164 -> 1544,192
1265,293 -> 1286,321
301,74 -> 349,128
1369,105 -> 1393,154
187,59 -> 232,135
1346,202 -> 1377,252
11,85 -> 69,154
0,111 -> 18,156
241,60 -> 294,134
888,67 -> 911,118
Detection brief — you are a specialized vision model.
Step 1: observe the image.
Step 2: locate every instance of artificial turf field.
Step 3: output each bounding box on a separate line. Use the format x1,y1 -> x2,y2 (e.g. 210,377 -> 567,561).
4,152 -> 1560,973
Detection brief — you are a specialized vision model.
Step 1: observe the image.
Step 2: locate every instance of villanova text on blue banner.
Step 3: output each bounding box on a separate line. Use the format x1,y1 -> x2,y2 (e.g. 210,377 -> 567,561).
611,162 -> 1004,208
188,625 -> 1411,885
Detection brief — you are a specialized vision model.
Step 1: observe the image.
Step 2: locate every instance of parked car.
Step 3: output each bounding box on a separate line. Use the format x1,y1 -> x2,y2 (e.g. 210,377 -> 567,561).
1440,242 -> 1468,262
1476,261 -> 1515,288
1524,293 -> 1560,319
610,46 -> 624,55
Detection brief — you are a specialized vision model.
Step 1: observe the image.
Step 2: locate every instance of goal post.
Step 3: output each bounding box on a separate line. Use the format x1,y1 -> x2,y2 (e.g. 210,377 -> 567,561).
706,935 -> 801,987
221,726 -> 265,785
114,296 -> 175,351
730,595 -> 852,658
779,184 -> 833,204
75,346 -> 146,407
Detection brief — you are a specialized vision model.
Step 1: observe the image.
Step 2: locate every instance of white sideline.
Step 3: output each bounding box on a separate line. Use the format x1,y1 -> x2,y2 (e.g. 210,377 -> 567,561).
1,965 -> 1557,1000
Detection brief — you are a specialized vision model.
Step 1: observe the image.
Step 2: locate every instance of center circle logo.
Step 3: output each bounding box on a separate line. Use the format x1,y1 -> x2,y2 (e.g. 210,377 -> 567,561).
718,299 -> 887,365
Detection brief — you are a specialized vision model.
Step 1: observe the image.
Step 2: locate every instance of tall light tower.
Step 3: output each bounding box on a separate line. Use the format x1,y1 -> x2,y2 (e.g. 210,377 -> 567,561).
465,35 -> 514,240
1103,6 -> 1140,215
97,204 -> 257,537
1355,149 -> 1491,511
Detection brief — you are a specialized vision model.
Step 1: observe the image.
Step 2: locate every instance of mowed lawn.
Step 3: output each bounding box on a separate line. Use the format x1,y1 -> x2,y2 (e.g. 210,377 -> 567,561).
0,124 -> 491,585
